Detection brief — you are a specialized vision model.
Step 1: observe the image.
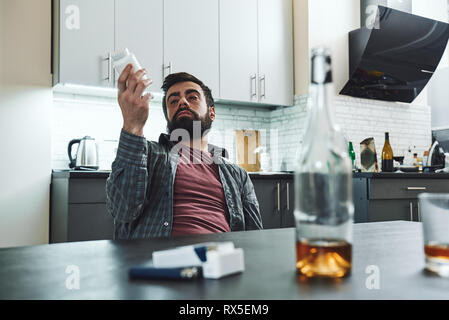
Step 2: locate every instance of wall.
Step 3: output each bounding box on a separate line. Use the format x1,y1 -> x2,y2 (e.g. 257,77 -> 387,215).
420,0 -> 449,129
428,67 -> 449,129
52,90 -> 273,170
52,89 -> 430,172
0,0 -> 52,248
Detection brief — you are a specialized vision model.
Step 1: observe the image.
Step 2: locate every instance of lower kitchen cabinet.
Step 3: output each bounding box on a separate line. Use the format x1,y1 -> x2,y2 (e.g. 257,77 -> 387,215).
51,171 -> 114,243
52,171 -> 449,242
353,173 -> 449,223
369,199 -> 419,222
250,175 -> 295,229
67,204 -> 113,241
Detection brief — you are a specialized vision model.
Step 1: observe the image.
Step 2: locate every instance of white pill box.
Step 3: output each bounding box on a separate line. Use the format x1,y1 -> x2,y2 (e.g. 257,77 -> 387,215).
152,242 -> 245,279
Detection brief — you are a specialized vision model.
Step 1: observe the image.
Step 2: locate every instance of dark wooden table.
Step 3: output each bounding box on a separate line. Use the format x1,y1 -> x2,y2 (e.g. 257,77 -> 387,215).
1,221 -> 448,300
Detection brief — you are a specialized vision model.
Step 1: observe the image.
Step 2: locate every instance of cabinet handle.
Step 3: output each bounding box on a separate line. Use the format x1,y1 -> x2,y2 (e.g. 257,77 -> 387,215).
406,187 -> 426,191
104,52 -> 113,84
277,182 -> 281,213
418,201 -> 421,222
163,62 -> 172,78
250,74 -> 257,98
260,74 -> 266,99
286,182 -> 290,211
409,202 -> 413,221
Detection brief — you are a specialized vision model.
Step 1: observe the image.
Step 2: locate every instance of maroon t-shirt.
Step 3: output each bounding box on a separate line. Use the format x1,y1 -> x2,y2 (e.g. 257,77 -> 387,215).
171,146 -> 231,236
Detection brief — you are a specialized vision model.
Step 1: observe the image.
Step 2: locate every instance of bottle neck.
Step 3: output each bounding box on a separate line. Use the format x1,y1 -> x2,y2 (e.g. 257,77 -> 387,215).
308,82 -> 336,133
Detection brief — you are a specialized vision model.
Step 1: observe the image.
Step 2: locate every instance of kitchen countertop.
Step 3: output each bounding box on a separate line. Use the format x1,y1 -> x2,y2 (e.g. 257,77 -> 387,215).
52,169 -> 449,180
353,172 -> 449,179
51,169 -> 295,179
0,221 -> 447,299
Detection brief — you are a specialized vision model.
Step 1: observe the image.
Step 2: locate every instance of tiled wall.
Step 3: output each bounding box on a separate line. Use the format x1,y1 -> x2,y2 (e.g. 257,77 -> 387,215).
52,91 -> 431,171
272,95 -> 432,170
52,91 -> 273,170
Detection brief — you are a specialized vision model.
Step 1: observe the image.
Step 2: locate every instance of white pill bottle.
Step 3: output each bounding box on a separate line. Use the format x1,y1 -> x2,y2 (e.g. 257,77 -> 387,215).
111,48 -> 148,80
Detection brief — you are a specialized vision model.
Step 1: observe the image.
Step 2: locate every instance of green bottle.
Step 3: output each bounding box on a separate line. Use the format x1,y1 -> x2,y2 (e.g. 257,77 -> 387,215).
349,141 -> 356,171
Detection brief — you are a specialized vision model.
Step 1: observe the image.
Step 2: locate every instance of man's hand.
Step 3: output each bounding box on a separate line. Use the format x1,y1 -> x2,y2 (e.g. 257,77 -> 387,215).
117,64 -> 153,137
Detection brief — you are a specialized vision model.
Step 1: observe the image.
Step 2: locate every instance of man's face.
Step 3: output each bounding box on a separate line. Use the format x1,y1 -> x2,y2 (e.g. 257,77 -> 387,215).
166,81 -> 215,137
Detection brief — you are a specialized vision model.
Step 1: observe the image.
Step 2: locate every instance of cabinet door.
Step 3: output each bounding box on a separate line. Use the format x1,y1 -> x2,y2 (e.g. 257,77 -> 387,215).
281,179 -> 295,228
59,0 -> 115,87
164,0 -> 220,97
219,0 -> 259,102
258,0 -> 294,106
252,179 -> 281,229
115,0 -> 164,92
68,204 -> 114,241
369,199 -> 418,222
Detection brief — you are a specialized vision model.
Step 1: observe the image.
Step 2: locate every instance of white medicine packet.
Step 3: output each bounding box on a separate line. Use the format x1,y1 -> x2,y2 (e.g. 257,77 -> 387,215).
152,242 -> 245,279
111,48 -> 148,80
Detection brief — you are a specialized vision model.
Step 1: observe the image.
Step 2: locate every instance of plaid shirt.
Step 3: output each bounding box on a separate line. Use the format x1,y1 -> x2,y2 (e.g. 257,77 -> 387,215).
105,129 -> 263,239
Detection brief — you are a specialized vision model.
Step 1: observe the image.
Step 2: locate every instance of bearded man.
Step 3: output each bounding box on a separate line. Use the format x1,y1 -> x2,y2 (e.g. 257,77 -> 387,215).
106,65 -> 263,239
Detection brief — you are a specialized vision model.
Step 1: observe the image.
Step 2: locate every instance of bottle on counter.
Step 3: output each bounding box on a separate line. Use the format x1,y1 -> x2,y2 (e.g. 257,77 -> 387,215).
349,141 -> 356,172
423,150 -> 429,167
413,153 -> 418,167
294,47 -> 353,279
417,155 -> 423,172
381,132 -> 394,172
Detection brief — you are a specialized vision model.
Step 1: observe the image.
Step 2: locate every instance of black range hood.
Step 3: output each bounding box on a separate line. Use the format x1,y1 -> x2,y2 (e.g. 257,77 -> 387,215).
340,5 -> 449,103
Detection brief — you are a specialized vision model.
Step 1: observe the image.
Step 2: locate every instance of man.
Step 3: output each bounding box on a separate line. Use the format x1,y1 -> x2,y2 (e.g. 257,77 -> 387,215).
106,64 -> 263,239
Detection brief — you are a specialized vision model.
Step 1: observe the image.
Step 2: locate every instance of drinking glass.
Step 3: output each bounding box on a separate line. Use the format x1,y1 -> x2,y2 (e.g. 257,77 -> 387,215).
419,193 -> 449,277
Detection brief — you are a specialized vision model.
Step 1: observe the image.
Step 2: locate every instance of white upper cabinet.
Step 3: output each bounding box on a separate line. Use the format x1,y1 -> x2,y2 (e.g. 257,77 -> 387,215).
56,0 -> 115,87
54,0 -> 293,107
219,0 -> 259,103
219,0 -> 293,106
258,0 -> 294,107
163,0 -> 220,98
115,0 -> 164,92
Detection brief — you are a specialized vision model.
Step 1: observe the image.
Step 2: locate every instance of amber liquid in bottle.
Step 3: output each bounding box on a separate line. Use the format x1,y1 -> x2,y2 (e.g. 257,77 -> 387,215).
381,132 -> 394,172
296,239 -> 352,278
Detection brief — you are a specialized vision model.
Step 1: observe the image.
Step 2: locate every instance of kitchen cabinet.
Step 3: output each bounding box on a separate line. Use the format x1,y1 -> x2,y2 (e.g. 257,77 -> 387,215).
54,0 -> 292,107
163,0 -> 220,97
53,0 -> 115,87
53,0 -> 218,94
251,175 -> 295,229
219,0 -> 259,103
219,0 -> 293,106
369,200 -> 419,222
257,0 -> 294,106
115,0 -> 164,91
353,173 -> 449,223
51,171 -> 113,243
51,171 -> 297,243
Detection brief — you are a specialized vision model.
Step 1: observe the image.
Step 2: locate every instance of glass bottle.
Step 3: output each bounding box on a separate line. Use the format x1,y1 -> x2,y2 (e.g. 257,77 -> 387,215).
381,132 -> 394,172
348,141 -> 356,172
294,48 -> 353,279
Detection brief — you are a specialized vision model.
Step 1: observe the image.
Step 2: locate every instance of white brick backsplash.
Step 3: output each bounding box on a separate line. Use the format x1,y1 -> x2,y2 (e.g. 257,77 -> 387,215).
52,90 -> 431,172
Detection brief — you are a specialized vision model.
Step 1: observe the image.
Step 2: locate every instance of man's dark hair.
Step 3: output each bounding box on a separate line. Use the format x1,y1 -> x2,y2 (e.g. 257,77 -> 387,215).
161,72 -> 215,121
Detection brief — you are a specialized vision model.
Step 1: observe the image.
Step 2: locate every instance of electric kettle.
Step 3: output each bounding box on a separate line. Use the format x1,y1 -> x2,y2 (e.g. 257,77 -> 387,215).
68,136 -> 99,170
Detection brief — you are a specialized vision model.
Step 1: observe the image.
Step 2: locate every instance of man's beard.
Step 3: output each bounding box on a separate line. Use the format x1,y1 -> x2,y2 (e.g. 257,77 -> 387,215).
167,108 -> 212,140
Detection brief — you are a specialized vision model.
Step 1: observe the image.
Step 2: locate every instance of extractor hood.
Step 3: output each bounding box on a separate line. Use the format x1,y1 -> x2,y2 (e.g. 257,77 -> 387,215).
340,5 -> 449,103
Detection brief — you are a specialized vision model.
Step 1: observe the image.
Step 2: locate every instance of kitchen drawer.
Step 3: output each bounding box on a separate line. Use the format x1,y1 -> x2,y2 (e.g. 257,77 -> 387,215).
369,199 -> 419,222
368,179 -> 449,200
68,178 -> 107,204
